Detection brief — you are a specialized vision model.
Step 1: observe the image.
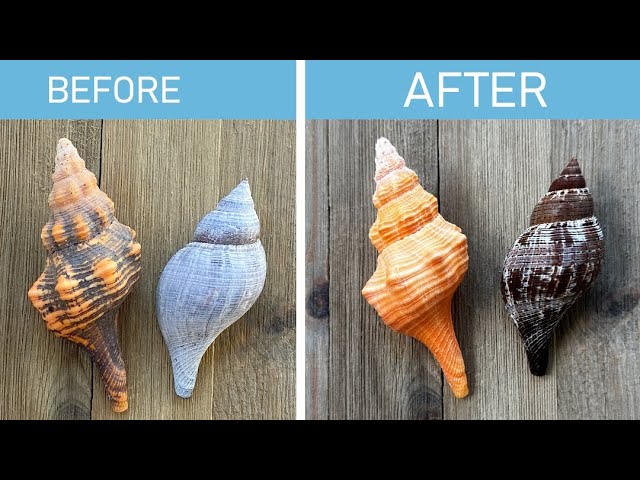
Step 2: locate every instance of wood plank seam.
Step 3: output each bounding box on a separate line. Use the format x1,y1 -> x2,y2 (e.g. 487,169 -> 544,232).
89,119 -> 107,420
436,120 -> 444,420
324,120 -> 333,420
88,121 -> 105,420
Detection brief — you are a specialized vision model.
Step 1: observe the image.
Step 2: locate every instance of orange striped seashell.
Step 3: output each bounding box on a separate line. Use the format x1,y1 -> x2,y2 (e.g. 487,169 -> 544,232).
362,138 -> 470,398
27,139 -> 141,413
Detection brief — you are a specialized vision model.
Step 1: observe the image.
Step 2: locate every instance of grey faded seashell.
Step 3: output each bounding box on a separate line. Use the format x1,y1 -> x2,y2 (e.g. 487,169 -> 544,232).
156,180 -> 267,398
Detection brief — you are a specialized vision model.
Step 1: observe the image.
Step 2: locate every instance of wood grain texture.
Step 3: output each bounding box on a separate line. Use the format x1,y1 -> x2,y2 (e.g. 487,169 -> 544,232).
308,120 -> 443,419
212,120 -> 295,419
550,121 -> 640,420
308,119 -> 640,420
0,120 -> 101,419
440,120 -> 558,419
305,121 -> 329,419
0,120 -> 295,419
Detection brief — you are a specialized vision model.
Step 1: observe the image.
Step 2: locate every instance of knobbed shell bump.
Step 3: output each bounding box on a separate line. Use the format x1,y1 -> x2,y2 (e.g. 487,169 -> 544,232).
156,180 -> 267,398
27,138 -> 141,413
362,138 -> 470,398
501,158 -> 605,376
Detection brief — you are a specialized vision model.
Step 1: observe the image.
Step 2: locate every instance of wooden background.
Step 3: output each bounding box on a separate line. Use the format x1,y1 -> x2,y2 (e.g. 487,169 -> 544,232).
0,119 -> 295,420
306,120 -> 640,420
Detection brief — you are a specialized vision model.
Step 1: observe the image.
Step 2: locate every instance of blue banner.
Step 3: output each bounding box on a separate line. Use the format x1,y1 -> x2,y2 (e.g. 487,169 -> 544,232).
0,60 -> 295,119
307,60 -> 640,119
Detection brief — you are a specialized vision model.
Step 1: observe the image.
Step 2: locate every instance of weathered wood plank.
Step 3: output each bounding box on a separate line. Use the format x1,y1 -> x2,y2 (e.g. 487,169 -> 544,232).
0,120 -> 102,419
92,120 -> 219,419
440,120 -> 563,419
305,120 -> 329,420
211,120 -> 295,420
327,120 -> 442,419
93,120 -> 294,419
551,121 -> 640,420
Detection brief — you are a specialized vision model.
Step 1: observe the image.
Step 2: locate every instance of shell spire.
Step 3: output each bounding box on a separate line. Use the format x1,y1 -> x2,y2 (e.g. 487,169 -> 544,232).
27,138 -> 141,412
501,158 -> 604,375
157,179 -> 267,398
193,179 -> 260,245
362,138 -> 469,398
374,137 -> 406,180
41,138 -> 116,253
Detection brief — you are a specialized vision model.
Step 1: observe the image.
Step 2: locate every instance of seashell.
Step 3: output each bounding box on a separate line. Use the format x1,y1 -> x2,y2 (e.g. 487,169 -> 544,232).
362,138 -> 470,398
156,180 -> 267,398
501,158 -> 605,376
27,138 -> 141,413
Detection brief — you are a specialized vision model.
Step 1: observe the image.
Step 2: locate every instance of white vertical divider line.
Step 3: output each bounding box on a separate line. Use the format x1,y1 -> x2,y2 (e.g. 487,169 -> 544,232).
295,59 -> 306,420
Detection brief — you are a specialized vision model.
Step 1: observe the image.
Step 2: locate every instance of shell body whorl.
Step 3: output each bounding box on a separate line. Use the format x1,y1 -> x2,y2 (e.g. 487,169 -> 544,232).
156,180 -> 267,398
362,138 -> 470,399
27,139 -> 141,413
501,158 -> 604,375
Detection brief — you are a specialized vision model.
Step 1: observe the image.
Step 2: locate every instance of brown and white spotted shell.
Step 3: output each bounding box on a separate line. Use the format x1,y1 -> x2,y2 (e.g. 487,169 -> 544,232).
27,138 -> 141,412
501,158 -> 604,375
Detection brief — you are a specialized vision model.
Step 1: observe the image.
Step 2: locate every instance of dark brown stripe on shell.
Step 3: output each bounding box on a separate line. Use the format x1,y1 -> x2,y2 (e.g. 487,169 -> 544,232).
83,310 -> 128,412
529,188 -> 594,225
31,221 -> 141,337
42,196 -> 115,252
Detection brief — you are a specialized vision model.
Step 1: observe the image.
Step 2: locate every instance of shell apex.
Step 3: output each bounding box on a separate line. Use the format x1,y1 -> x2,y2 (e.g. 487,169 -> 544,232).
193,179 -> 260,245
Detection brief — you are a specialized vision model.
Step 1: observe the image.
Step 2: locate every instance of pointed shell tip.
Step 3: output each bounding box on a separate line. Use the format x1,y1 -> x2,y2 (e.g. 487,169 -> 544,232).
112,399 -> 129,413
454,385 -> 470,399
175,384 -> 194,398
234,179 -> 251,195
55,138 -> 79,164
374,137 -> 406,181
375,137 -> 396,159
56,138 -> 74,153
